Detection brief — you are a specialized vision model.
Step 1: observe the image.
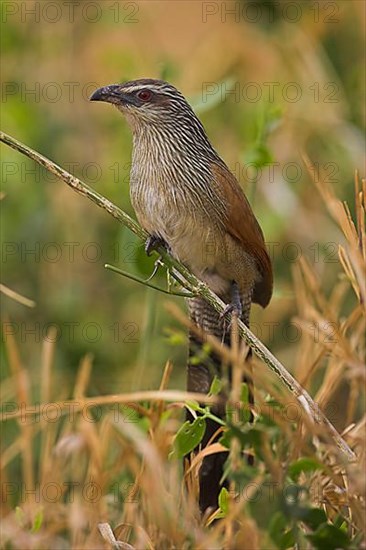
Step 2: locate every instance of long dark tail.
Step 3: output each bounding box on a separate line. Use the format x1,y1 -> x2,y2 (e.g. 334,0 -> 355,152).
186,296 -> 253,513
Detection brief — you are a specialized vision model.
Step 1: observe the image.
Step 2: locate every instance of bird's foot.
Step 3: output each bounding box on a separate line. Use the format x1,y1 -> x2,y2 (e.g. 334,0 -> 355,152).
221,301 -> 242,321
145,234 -> 168,257
219,281 -> 243,328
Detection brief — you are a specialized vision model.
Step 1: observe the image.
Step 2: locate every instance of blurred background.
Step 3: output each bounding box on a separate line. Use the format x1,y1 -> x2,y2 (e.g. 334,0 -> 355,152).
1,0 -> 365,402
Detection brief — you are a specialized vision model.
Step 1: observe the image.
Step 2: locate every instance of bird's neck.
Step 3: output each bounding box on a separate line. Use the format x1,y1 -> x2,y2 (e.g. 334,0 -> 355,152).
132,127 -> 213,196
131,117 -> 219,164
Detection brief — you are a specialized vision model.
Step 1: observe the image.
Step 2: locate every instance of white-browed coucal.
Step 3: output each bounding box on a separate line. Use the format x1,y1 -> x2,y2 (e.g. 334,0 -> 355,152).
90,79 -> 273,513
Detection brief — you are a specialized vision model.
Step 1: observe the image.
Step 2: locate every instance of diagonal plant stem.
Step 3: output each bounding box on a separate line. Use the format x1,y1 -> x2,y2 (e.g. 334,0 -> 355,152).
0,130 -> 356,461
105,263 -> 195,297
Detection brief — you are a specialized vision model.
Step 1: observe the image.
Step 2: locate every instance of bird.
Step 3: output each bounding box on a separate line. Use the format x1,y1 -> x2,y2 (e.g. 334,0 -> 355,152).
90,78 -> 273,513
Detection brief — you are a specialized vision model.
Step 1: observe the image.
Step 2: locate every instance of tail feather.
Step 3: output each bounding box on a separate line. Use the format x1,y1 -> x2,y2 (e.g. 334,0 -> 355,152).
186,295 -> 253,514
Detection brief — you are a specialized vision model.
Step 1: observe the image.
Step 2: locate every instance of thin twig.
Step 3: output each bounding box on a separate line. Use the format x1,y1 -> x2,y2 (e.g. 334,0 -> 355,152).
105,263 -> 194,297
0,283 -> 36,308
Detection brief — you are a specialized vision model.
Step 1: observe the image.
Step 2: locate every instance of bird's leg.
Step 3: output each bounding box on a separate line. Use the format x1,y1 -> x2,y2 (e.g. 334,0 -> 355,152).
220,281 -> 243,325
145,234 -> 168,256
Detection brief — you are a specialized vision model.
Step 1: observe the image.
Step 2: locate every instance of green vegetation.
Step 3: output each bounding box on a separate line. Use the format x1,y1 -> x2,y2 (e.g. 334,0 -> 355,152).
1,1 -> 364,548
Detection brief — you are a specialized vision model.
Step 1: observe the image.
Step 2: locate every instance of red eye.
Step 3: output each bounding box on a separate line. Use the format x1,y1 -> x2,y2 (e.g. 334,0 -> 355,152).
137,89 -> 152,101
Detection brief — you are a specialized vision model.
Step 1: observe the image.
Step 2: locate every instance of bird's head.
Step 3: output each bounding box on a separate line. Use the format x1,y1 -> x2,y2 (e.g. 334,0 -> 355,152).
89,78 -> 193,131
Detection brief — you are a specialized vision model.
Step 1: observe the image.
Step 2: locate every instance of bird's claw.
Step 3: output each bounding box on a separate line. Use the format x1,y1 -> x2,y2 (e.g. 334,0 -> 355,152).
220,301 -> 242,320
145,234 -> 167,256
220,281 -> 243,329
219,302 -> 243,331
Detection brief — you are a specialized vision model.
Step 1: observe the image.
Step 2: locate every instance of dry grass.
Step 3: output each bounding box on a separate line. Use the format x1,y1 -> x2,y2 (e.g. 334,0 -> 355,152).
1,173 -> 365,549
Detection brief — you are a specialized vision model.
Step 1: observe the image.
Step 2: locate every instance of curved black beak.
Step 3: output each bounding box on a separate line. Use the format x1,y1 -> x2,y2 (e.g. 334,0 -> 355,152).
89,85 -> 125,105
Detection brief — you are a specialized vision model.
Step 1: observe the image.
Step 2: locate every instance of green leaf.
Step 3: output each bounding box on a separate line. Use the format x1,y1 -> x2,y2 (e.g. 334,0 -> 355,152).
269,511 -> 296,549
185,400 -> 201,412
218,487 -> 229,516
333,514 -> 348,530
31,508 -> 44,533
302,508 -> 328,531
288,457 -> 323,481
209,375 -> 222,396
171,417 -> 206,459
306,523 -> 351,549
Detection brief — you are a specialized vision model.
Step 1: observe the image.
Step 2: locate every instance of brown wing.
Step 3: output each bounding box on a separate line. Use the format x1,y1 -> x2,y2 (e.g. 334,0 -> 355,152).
211,162 -> 273,307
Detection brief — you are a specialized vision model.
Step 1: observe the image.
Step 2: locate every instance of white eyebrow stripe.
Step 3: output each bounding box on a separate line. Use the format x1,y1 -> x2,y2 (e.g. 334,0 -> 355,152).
123,86 -> 144,93
123,85 -> 162,94
122,84 -> 180,96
